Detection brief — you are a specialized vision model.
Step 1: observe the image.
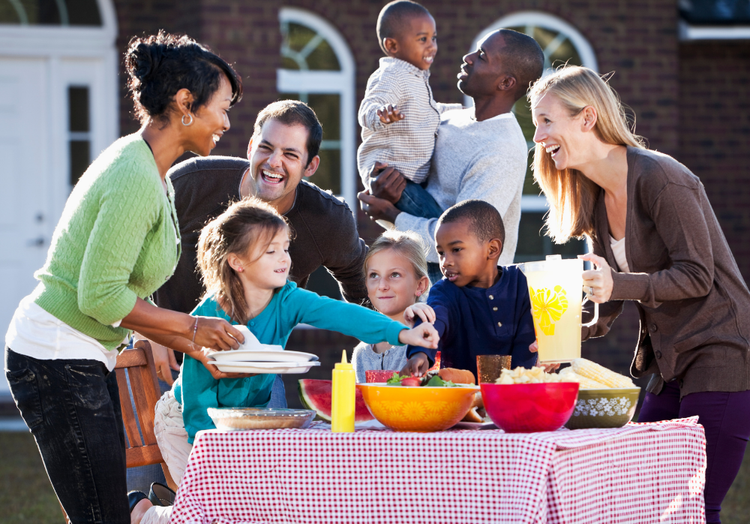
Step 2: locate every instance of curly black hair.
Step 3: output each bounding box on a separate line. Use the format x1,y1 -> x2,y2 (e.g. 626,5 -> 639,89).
438,199 -> 506,249
125,30 -> 242,125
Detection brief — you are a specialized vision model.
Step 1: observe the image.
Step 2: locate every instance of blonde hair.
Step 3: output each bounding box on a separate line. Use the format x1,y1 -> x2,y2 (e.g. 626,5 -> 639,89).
364,230 -> 430,301
528,66 -> 646,243
197,198 -> 290,323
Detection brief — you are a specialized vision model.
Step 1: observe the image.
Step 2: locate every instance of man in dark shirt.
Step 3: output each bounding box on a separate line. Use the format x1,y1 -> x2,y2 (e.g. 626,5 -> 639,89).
152,100 -> 368,391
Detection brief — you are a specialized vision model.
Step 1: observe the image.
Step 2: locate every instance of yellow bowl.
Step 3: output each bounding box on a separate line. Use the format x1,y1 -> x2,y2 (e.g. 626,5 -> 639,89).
357,383 -> 479,432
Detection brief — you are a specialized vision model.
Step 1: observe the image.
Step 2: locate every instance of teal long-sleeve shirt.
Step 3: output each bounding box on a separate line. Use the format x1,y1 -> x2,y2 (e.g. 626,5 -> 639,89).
174,281 -> 407,442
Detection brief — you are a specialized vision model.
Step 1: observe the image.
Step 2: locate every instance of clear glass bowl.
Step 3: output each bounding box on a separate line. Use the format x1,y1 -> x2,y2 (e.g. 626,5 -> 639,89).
207,407 -> 316,430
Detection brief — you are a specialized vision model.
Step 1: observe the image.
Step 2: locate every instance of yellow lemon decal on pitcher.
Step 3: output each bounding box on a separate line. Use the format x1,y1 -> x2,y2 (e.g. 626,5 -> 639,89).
529,286 -> 569,336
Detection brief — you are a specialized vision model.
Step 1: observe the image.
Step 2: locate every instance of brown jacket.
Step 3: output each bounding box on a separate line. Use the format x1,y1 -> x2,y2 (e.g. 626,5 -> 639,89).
582,147 -> 750,398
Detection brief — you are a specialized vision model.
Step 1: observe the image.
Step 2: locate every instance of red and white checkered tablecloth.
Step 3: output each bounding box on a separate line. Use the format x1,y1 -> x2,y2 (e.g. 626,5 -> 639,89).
169,417 -> 706,524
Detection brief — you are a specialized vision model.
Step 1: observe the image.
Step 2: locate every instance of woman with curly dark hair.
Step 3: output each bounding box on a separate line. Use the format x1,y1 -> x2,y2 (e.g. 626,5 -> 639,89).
5,31 -> 245,523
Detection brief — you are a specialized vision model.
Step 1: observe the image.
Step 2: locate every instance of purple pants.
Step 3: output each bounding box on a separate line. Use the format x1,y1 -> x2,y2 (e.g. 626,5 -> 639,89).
638,380 -> 750,524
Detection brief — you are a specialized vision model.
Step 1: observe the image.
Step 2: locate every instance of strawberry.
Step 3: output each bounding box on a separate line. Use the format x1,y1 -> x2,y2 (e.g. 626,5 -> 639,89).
400,376 -> 422,387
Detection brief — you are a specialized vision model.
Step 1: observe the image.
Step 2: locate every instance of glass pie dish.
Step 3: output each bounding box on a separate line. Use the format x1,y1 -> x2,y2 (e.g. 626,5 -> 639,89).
207,407 -> 316,430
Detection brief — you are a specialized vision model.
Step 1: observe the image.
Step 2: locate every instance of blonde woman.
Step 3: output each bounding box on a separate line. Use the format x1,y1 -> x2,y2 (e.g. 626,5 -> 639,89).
529,65 -> 750,524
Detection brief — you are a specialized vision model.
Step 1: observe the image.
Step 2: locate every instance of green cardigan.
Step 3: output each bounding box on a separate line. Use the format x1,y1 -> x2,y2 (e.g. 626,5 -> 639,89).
32,134 -> 181,351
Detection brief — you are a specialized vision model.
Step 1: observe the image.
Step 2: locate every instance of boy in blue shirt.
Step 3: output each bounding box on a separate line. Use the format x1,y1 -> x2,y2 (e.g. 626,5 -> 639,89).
402,200 -> 536,378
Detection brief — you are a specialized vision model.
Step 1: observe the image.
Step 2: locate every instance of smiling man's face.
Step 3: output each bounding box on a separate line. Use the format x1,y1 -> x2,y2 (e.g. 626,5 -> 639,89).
247,118 -> 318,214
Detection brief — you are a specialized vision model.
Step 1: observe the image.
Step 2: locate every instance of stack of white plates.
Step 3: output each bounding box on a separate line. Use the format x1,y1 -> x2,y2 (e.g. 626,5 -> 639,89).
206,326 -> 320,374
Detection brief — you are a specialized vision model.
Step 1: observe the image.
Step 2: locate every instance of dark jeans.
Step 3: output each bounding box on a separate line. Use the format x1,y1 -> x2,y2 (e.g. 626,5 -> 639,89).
395,180 -> 443,219
5,348 -> 130,523
638,379 -> 750,524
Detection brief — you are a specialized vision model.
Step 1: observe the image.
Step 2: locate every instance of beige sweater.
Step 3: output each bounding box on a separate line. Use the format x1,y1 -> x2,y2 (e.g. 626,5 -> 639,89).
583,147 -> 750,398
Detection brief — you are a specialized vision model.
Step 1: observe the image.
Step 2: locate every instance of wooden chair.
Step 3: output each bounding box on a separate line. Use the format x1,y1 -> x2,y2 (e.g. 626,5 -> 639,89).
116,339 -> 178,491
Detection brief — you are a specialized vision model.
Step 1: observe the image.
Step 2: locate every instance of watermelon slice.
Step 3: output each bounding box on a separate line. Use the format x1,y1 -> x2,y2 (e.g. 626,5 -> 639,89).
298,379 -> 374,422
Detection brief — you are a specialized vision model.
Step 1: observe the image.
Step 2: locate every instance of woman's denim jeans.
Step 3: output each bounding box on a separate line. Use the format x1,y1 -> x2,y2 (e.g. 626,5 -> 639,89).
5,348 -> 130,523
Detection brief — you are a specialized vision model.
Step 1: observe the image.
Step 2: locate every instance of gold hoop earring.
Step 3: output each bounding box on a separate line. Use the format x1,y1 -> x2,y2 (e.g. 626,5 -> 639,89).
182,114 -> 193,126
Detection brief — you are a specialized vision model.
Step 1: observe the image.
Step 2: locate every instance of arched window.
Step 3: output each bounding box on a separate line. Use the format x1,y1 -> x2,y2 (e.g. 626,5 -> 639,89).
277,7 -> 356,209
468,12 -> 597,261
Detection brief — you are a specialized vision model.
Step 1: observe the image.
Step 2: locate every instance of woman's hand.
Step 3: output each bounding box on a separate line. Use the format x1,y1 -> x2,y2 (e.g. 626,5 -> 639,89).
398,323 -> 439,349
150,341 -> 179,386
400,353 -> 430,377
193,346 -> 257,380
121,299 -> 244,352
403,303 -> 436,328
579,253 -> 613,303
192,316 -> 245,351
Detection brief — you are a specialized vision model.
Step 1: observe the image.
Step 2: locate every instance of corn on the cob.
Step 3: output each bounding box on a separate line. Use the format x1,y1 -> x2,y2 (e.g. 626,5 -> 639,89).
571,358 -> 635,389
558,367 -> 609,389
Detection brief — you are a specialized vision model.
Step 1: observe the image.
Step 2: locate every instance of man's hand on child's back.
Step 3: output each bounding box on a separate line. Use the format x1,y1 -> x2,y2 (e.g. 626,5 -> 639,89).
369,161 -> 406,203
377,104 -> 405,124
358,162 -> 407,223
401,352 -> 431,377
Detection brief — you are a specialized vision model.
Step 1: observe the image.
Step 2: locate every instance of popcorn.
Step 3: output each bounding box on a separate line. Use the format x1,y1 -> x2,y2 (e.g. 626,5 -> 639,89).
495,366 -> 575,385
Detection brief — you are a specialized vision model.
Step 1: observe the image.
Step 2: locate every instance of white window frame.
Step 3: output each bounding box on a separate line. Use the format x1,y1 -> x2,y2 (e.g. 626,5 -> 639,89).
466,11 -> 598,217
0,0 -> 118,226
277,7 -> 356,209
679,21 -> 750,40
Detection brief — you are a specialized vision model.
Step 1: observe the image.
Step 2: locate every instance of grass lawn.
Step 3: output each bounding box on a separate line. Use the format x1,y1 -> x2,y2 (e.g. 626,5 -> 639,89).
3,430 -> 750,522
0,432 -> 62,523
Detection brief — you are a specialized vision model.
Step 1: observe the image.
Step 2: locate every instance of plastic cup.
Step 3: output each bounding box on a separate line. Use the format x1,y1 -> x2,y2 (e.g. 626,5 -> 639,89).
476,355 -> 512,384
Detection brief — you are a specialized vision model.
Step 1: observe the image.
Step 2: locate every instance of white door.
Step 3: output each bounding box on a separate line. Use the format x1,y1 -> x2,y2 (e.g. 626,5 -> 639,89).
0,58 -> 52,383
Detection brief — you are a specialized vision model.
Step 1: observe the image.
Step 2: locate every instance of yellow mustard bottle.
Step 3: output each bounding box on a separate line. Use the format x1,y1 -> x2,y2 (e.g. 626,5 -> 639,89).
331,350 -> 355,433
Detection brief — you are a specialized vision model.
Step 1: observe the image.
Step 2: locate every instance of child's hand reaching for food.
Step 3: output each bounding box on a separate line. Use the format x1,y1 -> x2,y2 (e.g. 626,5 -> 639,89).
403,303 -> 436,328
400,352 -> 431,377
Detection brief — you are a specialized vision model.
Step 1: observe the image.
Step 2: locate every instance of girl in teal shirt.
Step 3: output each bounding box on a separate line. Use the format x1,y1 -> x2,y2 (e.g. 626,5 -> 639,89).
165,198 -> 440,444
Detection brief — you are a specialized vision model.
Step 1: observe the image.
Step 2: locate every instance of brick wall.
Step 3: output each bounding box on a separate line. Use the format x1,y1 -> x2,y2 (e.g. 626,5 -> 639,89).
678,40 -> 750,281
112,0 -> 681,185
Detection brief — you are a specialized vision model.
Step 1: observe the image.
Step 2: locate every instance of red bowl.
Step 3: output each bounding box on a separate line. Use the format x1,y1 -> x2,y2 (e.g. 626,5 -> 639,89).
481,382 -> 579,433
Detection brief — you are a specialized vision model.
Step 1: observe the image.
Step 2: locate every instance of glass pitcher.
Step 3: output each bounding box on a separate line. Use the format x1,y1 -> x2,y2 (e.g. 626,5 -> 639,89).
518,255 -> 599,363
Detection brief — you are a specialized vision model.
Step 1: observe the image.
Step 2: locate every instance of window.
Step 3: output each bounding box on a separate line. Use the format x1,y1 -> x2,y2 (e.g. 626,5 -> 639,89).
467,12 -> 598,261
278,8 -> 356,209
68,85 -> 90,186
278,8 -> 356,299
0,0 -> 102,26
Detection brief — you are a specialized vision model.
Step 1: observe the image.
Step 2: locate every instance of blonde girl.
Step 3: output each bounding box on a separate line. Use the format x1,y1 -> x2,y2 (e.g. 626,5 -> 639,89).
351,231 -> 435,382
149,199 -> 439,496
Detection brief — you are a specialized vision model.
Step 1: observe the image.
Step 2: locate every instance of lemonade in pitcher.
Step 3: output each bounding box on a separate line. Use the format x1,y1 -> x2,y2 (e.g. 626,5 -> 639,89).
520,256 -> 598,363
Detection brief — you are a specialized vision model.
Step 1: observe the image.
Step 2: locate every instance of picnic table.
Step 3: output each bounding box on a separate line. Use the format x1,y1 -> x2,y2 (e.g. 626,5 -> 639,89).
170,417 -> 706,524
